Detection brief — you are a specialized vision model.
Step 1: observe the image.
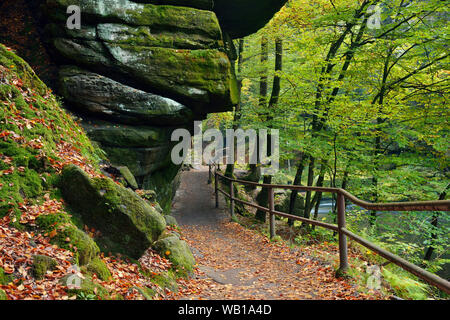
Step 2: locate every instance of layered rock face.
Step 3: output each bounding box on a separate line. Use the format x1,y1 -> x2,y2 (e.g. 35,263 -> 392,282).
42,0 -> 240,207
41,0 -> 285,210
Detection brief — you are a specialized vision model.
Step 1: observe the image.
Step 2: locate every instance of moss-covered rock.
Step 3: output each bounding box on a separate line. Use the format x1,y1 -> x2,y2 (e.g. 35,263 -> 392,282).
275,190 -> 305,217
0,267 -> 13,285
153,235 -> 195,275
53,38 -> 238,112
143,163 -> 182,214
60,164 -> 166,259
164,215 -> 179,227
46,0 -> 222,39
31,255 -> 58,280
0,289 -> 7,300
84,257 -> 112,281
81,120 -> 174,178
118,166 -> 138,190
36,213 -> 100,265
61,274 -> 109,300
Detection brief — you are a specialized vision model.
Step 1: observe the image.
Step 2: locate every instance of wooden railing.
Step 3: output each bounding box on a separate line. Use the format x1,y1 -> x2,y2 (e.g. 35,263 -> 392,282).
208,164 -> 450,294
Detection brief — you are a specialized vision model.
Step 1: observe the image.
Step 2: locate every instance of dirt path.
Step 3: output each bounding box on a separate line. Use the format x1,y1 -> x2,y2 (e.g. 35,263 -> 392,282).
170,167 -> 378,300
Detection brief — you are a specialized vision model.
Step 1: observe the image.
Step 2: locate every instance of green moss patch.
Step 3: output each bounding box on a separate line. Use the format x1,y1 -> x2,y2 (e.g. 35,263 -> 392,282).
31,255 -> 58,280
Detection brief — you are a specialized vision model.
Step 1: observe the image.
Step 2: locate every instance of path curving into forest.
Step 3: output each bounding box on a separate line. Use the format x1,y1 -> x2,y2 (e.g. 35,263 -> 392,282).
170,166 -> 380,300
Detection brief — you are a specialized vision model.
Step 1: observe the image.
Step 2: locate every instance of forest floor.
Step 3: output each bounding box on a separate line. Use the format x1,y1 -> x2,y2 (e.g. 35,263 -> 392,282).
169,167 -> 385,300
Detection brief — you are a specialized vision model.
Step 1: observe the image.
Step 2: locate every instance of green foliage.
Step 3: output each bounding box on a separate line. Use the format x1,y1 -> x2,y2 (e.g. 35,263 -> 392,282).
220,0 -> 449,298
382,268 -> 429,300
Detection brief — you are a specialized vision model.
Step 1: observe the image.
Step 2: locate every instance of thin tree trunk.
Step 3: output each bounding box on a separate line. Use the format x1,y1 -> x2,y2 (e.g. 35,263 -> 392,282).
303,157 -> 315,220
311,164 -> 326,220
225,39 -> 245,178
423,186 -> 448,262
256,38 -> 283,222
288,153 -> 306,226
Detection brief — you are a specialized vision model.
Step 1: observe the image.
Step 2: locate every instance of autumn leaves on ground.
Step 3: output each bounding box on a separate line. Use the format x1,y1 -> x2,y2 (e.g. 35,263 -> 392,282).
168,168 -> 384,300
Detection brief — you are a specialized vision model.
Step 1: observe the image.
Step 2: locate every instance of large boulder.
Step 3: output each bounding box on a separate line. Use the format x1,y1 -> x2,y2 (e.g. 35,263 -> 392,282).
60,165 -> 166,259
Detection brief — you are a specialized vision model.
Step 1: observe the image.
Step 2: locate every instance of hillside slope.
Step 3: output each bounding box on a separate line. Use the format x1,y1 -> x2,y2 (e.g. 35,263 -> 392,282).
0,44 -> 192,300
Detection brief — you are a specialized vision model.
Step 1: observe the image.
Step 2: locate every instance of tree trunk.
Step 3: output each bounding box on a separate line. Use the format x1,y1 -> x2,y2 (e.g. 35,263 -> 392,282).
225,39 -> 245,178
255,38 -> 283,222
302,156 -> 315,222
288,153 -> 306,226
423,186 -> 448,262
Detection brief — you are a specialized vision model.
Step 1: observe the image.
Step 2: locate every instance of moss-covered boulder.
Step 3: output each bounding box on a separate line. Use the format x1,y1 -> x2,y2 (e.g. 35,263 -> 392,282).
275,190 -> 305,217
83,257 -> 112,281
0,289 -> 7,300
0,267 -> 13,285
153,235 -> 195,275
60,165 -> 166,259
31,255 -> 58,280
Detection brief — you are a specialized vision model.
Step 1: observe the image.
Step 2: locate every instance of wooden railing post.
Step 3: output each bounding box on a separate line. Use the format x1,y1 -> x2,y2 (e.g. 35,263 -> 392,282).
268,187 -> 275,239
337,192 -> 349,275
230,179 -> 235,218
214,171 -> 219,208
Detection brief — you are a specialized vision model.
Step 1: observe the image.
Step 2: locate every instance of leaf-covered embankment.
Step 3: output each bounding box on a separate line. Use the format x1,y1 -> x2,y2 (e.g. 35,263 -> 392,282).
0,44 -> 191,300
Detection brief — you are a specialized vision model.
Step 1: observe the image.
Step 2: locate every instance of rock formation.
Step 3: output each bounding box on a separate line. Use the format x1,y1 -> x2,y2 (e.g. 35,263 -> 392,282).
40,0 -> 286,210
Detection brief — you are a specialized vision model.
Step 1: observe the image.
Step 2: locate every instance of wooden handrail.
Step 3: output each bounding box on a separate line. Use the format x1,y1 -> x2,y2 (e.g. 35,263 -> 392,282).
209,163 -> 450,294
215,171 -> 450,212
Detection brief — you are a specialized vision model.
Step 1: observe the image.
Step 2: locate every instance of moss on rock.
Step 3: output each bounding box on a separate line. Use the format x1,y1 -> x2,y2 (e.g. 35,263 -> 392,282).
36,213 -> 100,265
32,255 -> 58,280
153,235 -> 195,275
84,257 -> 112,281
118,166 -> 138,190
0,43 -> 103,221
164,215 -> 178,227
61,274 -> 109,300
0,267 -> 13,285
60,164 -> 166,259
0,289 -> 7,300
